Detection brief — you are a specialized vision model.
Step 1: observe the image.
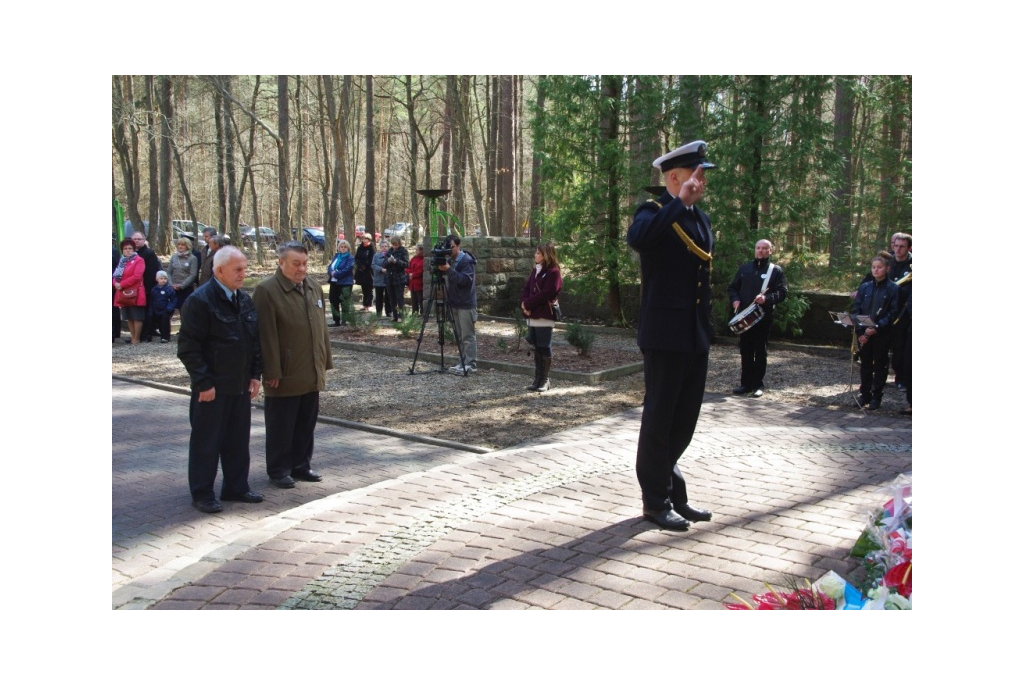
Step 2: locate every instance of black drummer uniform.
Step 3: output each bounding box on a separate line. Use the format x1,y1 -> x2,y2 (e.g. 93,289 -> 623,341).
726,257 -> 787,394
888,254 -> 912,388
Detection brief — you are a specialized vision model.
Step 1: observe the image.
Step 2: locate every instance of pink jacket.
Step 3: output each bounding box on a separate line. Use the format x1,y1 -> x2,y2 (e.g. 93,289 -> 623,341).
113,255 -> 147,306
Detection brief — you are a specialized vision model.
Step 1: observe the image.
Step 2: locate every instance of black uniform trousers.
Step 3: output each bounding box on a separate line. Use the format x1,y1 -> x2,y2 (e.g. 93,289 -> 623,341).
264,392 -> 319,479
739,314 -> 772,391
188,389 -> 254,502
636,348 -> 708,511
858,333 -> 891,401
890,318 -> 909,385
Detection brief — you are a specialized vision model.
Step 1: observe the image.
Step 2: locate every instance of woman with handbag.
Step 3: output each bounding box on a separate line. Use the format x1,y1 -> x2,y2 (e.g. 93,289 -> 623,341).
113,237 -> 149,344
519,242 -> 563,392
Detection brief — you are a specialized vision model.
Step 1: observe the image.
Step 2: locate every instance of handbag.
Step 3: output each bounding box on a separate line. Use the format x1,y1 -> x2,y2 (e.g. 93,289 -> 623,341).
115,287 -> 138,307
550,300 -> 562,322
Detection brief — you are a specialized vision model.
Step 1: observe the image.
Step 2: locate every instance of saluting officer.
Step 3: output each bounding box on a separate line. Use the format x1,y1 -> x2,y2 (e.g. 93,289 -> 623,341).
626,140 -> 717,532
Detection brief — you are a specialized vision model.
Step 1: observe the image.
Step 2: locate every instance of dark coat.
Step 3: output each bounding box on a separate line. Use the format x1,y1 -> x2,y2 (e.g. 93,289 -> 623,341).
520,265 -> 563,321
446,249 -> 477,309
626,192 -> 714,353
354,243 -> 376,285
852,278 -> 899,335
384,246 -> 410,285
252,269 -> 334,397
177,280 -> 262,394
727,258 -> 788,314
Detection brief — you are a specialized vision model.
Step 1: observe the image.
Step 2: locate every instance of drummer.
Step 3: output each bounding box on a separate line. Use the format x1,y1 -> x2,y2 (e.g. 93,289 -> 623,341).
727,239 -> 788,398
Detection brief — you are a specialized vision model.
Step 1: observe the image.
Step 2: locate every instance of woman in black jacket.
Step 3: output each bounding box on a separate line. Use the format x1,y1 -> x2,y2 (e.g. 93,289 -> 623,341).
519,242 -> 563,392
383,236 -> 410,322
353,233 -> 376,311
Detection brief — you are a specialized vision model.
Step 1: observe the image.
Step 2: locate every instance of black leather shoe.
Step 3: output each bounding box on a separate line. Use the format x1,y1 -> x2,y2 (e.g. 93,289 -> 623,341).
328,321 -> 342,327
642,508 -> 690,531
221,491 -> 264,503
856,395 -> 871,408
270,475 -> 296,489
676,503 -> 713,522
192,499 -> 223,514
732,386 -> 749,395
751,388 -> 764,398
867,400 -> 881,411
292,469 -> 322,482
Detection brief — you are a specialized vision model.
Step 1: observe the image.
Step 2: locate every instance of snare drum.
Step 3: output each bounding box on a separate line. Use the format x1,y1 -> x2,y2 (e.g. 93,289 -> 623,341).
728,303 -> 764,334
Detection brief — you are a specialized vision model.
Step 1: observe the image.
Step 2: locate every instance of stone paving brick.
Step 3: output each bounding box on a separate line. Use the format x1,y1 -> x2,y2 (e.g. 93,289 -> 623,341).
113,379 -> 911,610
519,588 -> 563,608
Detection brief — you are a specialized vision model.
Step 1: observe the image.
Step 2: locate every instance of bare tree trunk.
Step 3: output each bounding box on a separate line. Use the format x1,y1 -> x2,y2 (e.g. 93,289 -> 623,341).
599,75 -> 623,323
829,76 -> 855,269
529,77 -> 545,240
214,86 -> 227,233
496,75 -> 515,236
112,76 -> 146,237
339,75 -> 356,243
365,75 -> 377,239
157,76 -> 173,252
487,76 -> 497,233
441,75 -> 455,214
146,76 -> 159,233
277,75 -> 291,239
294,76 -> 304,235
405,76 -> 420,228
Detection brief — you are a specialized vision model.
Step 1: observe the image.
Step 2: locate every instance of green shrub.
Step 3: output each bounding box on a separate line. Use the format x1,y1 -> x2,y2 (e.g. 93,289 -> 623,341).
512,307 -> 528,351
394,312 -> 423,339
350,310 -> 379,334
565,322 -> 595,357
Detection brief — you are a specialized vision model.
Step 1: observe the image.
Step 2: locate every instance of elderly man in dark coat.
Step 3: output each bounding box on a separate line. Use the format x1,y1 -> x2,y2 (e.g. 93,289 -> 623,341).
253,241 -> 334,489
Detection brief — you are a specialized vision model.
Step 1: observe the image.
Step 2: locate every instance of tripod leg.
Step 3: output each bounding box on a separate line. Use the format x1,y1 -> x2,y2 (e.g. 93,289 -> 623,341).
409,294 -> 437,373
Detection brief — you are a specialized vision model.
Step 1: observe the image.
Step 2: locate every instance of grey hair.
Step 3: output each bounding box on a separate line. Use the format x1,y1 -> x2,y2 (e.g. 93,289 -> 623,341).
213,245 -> 245,270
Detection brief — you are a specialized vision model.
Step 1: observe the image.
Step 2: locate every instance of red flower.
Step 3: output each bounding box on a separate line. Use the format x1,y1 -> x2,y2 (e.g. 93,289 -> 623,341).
883,561 -> 912,597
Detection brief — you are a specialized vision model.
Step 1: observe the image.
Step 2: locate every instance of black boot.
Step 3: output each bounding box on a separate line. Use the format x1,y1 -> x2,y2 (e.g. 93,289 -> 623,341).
526,355 -> 543,391
532,357 -> 551,392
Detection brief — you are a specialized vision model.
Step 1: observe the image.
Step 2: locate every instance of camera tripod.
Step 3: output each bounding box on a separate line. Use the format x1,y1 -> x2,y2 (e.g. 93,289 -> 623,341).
409,270 -> 468,376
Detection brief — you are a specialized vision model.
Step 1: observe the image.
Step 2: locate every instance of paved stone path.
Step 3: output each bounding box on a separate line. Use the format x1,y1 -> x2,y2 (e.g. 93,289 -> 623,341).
112,378 -> 911,610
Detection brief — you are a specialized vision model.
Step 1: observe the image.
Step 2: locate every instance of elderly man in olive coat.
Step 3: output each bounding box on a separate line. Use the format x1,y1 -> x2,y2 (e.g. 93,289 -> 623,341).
253,241 -> 334,489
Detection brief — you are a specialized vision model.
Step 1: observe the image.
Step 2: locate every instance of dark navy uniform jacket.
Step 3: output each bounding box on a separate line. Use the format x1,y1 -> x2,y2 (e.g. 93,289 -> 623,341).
627,191 -> 714,354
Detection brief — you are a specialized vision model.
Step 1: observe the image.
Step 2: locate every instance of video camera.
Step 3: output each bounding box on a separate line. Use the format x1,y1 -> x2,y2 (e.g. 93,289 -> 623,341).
431,237 -> 453,269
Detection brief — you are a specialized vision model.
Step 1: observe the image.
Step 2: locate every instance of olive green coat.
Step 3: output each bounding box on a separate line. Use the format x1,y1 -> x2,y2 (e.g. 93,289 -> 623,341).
252,269 -> 334,397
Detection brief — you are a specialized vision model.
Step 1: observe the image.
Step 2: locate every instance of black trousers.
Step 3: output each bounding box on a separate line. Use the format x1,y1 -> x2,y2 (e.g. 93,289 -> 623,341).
636,348 -> 708,511
155,311 -> 172,341
738,315 -> 772,390
374,286 -> 391,316
386,281 -> 405,320
113,304 -> 122,340
858,334 -> 891,400
410,288 -> 423,314
188,389 -> 253,502
358,281 -> 373,308
264,392 -> 319,479
903,325 -> 912,406
890,318 -> 909,385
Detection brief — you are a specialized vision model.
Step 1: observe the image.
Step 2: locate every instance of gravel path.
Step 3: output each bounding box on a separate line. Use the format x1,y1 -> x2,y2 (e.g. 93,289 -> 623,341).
112,321 -> 909,449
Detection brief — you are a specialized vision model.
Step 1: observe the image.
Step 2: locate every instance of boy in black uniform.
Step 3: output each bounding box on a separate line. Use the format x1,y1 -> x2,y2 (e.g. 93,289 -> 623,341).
851,256 -> 900,410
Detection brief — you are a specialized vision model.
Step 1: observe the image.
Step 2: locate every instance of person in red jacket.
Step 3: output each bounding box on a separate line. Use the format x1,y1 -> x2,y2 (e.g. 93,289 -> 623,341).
407,244 -> 425,315
519,242 -> 563,392
113,238 -> 148,344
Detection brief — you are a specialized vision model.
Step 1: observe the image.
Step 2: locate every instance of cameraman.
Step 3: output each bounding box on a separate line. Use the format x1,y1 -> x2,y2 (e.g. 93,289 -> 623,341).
437,234 -> 477,373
